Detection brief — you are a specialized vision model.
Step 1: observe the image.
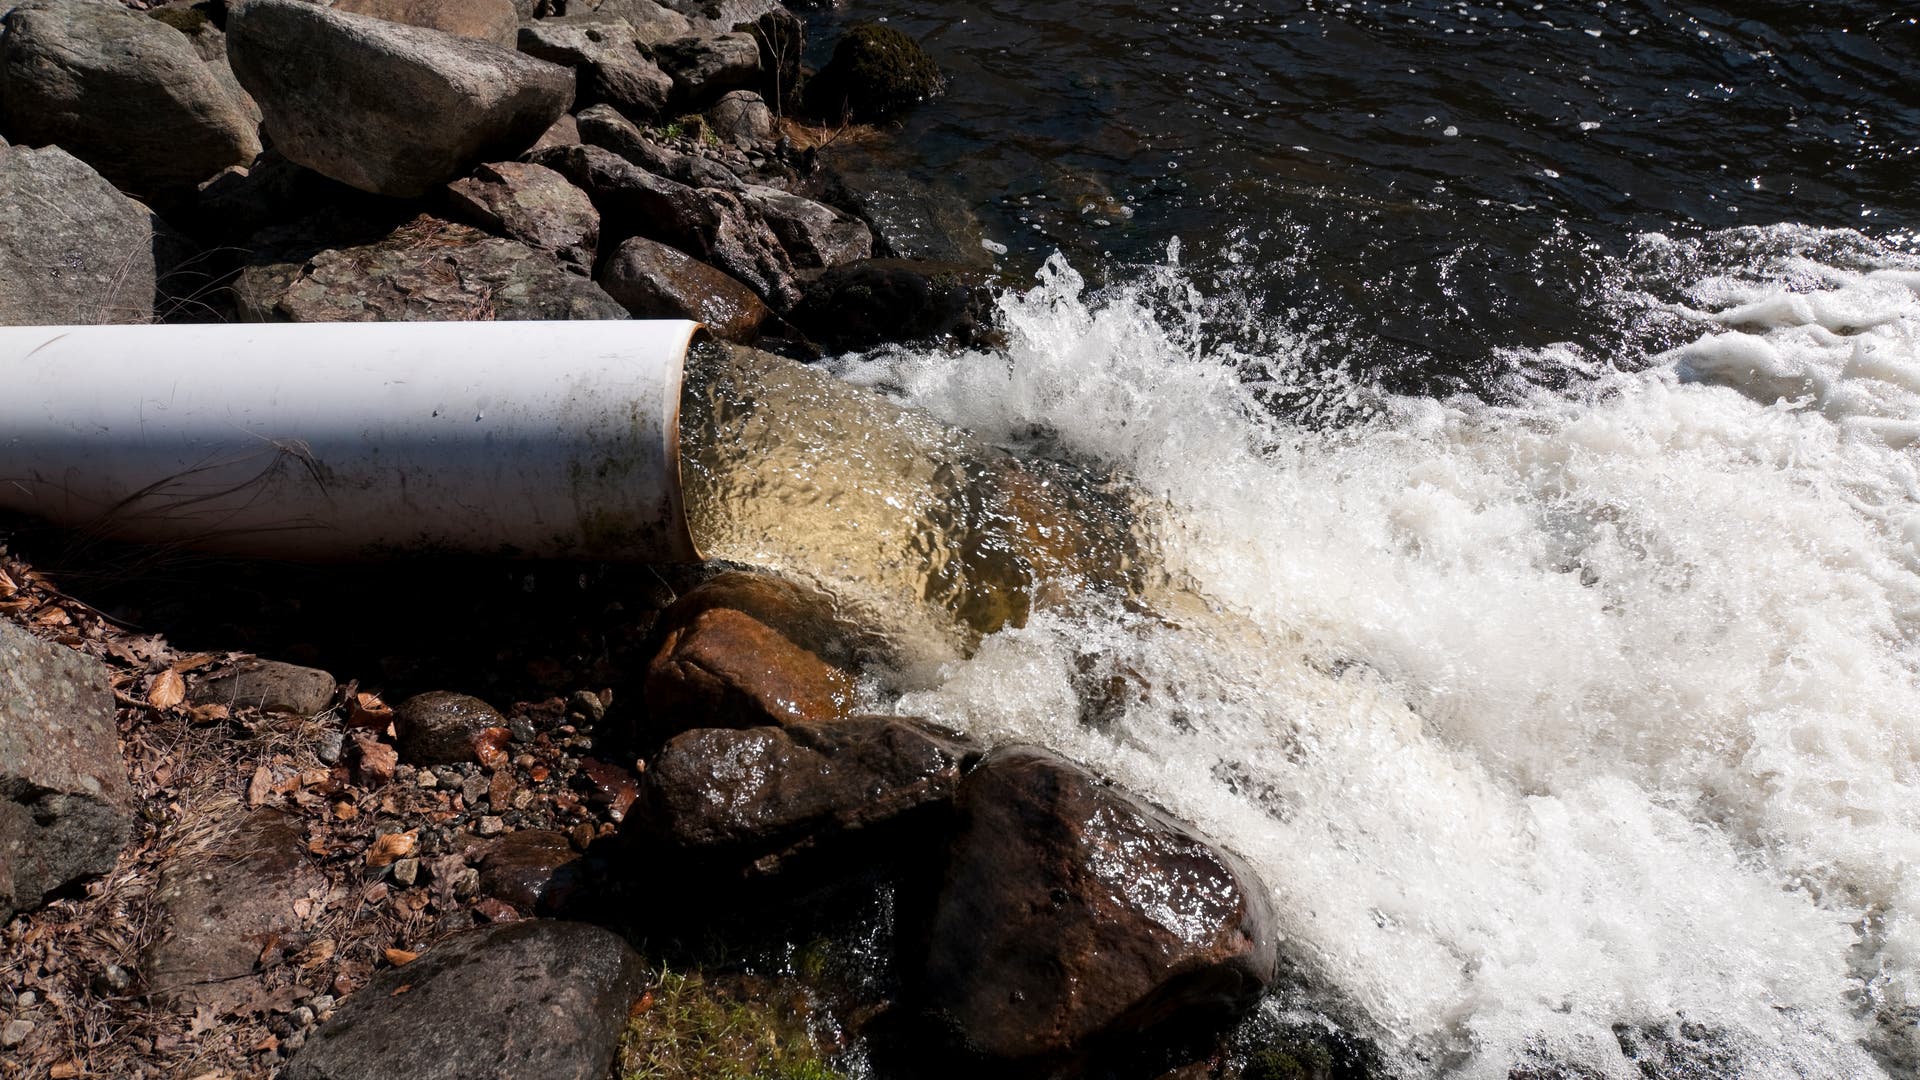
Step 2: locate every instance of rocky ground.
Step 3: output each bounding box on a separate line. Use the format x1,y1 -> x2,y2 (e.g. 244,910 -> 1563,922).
0,0 -> 1391,1078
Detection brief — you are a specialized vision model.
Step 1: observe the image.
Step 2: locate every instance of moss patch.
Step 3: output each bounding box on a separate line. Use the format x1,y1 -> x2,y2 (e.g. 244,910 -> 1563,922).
617,969 -> 848,1080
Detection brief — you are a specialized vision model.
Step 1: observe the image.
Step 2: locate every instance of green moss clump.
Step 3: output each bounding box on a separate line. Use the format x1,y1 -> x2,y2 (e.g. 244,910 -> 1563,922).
1242,1041 -> 1336,1080
804,23 -> 942,123
147,5 -> 210,33
617,969 -> 848,1080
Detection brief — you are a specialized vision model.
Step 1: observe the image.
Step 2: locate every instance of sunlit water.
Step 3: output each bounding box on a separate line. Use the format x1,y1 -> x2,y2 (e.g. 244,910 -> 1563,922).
685,223 -> 1920,1077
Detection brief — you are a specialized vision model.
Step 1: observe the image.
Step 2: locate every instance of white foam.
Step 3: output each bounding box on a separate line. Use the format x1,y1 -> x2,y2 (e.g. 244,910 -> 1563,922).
836,228 -> 1920,1076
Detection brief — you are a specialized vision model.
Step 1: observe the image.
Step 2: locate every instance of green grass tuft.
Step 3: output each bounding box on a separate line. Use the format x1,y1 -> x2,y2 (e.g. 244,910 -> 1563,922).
617,969 -> 847,1080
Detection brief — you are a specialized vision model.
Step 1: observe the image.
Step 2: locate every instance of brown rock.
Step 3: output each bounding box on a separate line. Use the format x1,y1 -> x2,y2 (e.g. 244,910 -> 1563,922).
599,236 -> 767,341
0,621 -> 132,923
641,715 -> 970,870
477,829 -> 583,912
529,112 -> 582,154
393,691 -> 507,766
574,103 -> 739,188
922,746 -> 1278,1064
445,160 -> 599,268
350,735 -> 399,786
649,570 -> 861,668
642,607 -> 854,743
143,810 -> 325,1011
333,0 -> 519,46
189,659 -> 337,717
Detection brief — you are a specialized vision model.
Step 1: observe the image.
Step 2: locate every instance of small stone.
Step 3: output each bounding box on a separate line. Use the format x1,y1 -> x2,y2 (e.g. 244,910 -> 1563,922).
1,1019 -> 33,1048
189,660 -> 338,717
17,991 -> 36,1008
462,774 -> 491,807
568,690 -> 607,724
291,1005 -> 316,1028
508,718 -> 538,744
477,816 -> 506,837
569,822 -> 597,851
416,771 -> 440,790
390,858 -> 420,887
315,731 -> 346,766
488,771 -> 516,810
90,963 -> 133,996
450,867 -> 482,901
310,994 -> 335,1014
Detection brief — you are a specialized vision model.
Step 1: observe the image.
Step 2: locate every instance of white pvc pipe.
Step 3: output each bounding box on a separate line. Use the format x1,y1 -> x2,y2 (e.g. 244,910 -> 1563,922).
0,320 -> 705,562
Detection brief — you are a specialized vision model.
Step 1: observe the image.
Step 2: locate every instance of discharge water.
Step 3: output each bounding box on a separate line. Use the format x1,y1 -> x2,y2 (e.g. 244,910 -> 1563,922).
681,223 -> 1920,1078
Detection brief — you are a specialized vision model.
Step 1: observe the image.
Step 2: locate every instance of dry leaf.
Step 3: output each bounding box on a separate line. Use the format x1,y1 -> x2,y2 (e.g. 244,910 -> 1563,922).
383,947 -> 419,967
247,765 -> 273,808
390,983 -> 413,997
348,692 -> 394,731
188,703 -> 230,723
297,938 -> 336,969
366,829 -> 417,868
30,604 -> 68,627
148,669 -> 186,711
0,567 -> 16,597
50,1063 -> 81,1079
169,653 -> 216,673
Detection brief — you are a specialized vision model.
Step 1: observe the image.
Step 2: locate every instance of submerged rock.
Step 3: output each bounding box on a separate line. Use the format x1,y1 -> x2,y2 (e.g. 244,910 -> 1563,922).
444,160 -> 600,268
0,144 -> 156,325
642,606 -> 854,744
283,920 -> 645,1080
227,0 -> 573,197
641,714 -> 971,871
333,0 -> 520,46
0,0 -> 260,201
233,214 -> 627,322
394,691 -> 507,767
804,22 -> 941,122
790,258 -> 995,351
0,620 -> 132,924
922,746 -> 1279,1064
600,235 -> 768,341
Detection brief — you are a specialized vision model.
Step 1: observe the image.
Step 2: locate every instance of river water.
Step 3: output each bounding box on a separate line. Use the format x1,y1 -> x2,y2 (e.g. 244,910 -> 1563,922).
723,4 -> 1920,1076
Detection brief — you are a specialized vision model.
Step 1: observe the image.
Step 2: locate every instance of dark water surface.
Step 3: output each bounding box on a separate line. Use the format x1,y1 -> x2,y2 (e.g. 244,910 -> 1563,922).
805,1 -> 1920,396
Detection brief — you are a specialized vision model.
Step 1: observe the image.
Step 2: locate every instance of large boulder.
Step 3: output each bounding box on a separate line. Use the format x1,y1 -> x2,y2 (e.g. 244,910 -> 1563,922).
641,715 -> 971,871
0,0 -> 259,202
574,103 -> 739,188
283,921 -> 646,1080
790,258 -> 994,352
804,22 -> 941,123
600,235 -> 767,341
333,0 -> 520,46
652,30 -> 759,106
641,605 -> 854,744
226,0 -> 574,197
0,144 -> 155,324
739,184 -> 871,269
445,160 -> 600,268
0,621 -> 131,924
708,88 -> 773,148
545,0 -> 691,45
922,747 -> 1279,1064
517,18 -> 673,120
234,214 -> 628,321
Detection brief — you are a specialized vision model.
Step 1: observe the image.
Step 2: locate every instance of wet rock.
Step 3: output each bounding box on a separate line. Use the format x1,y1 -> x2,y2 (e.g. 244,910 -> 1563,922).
517,18 -> 673,119
653,31 -> 760,106
812,146 -> 991,267
642,607 -> 854,744
642,715 -> 971,870
0,621 -> 131,924
600,235 -> 767,341
476,829 -> 584,912
650,569 -> 862,668
283,920 -> 645,1080
0,0 -> 260,202
189,659 -> 338,717
740,183 -> 871,269
804,22 -> 941,123
226,0 -> 573,197
791,258 -> 995,351
233,214 -> 627,321
531,144 -> 796,307
445,160 -> 599,268
333,0 -> 520,46
0,145 -> 156,325
709,89 -> 773,148
143,810 -> 325,1010
394,691 -> 507,767
575,103 -> 739,188
547,0 -> 691,45
922,746 -> 1279,1064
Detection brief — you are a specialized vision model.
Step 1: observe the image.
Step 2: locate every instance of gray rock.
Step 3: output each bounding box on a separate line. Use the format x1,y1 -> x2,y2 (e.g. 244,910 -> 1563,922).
226,0 -> 574,197
445,160 -> 599,267
641,715 -> 970,871
332,0 -> 520,46
740,183 -> 871,269
600,235 -> 766,341
234,214 -> 628,321
575,103 -> 738,188
0,0 -> 259,201
517,18 -> 672,120
189,659 -> 338,717
394,691 -> 505,767
283,921 -> 645,1080
923,747 -> 1278,1063
708,88 -> 772,148
0,621 -> 131,924
545,0 -> 690,45
0,145 -> 156,325
653,31 -> 759,106
143,810 -> 324,1010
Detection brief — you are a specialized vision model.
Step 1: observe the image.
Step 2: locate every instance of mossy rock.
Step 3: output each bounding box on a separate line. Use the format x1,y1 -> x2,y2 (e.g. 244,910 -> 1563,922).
616,968 -> 849,1080
803,22 -> 941,123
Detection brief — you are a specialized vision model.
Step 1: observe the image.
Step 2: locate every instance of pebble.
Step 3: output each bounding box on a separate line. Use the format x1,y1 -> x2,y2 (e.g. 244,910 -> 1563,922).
391,857 -> 420,887
291,1005 -> 316,1028
450,866 -> 481,901
461,773 -> 490,807
567,690 -> 606,723
514,754 -> 537,770
0,1019 -> 32,1048
91,963 -> 133,995
311,994 -> 335,1014
476,815 -> 505,837
315,729 -> 346,765
508,717 -> 537,744
17,992 -> 35,1008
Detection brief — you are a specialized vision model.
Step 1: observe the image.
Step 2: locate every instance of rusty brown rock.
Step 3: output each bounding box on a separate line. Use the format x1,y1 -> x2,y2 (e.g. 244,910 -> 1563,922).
333,0 -> 519,46
394,691 -> 507,767
922,746 -> 1278,1064
642,607 -> 854,744
477,829 -> 584,912
599,235 -> 767,342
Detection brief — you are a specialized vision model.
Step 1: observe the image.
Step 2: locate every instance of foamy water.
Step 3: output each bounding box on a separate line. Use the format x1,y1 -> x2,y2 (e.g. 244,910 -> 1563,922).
821,226 -> 1920,1077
